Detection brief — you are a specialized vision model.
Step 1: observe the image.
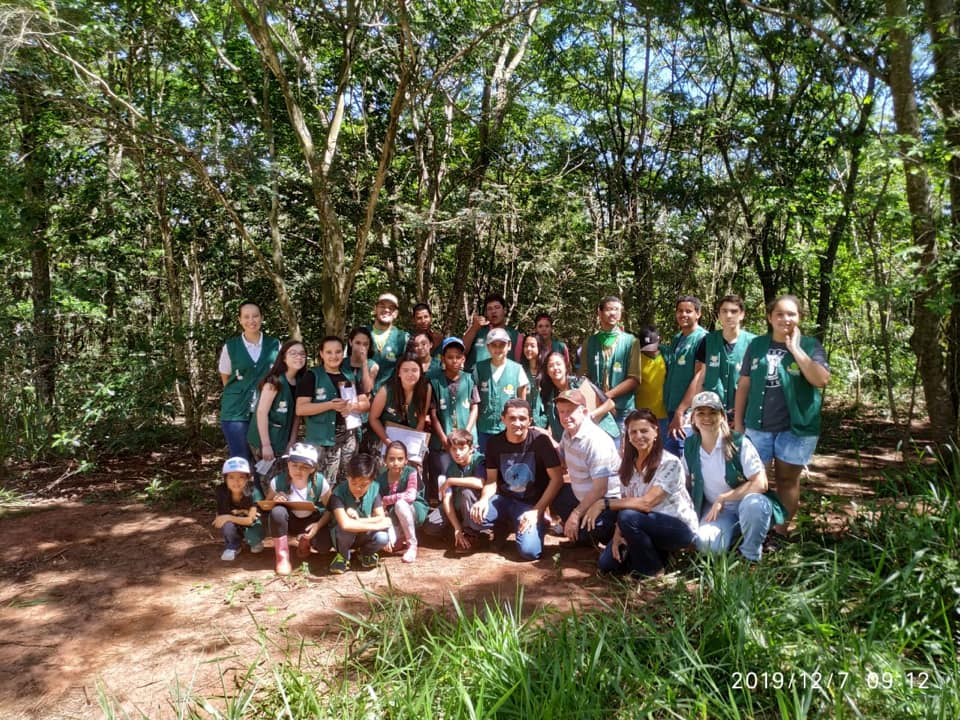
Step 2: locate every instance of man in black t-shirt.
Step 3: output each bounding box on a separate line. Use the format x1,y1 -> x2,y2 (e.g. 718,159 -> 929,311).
467,399 -> 563,560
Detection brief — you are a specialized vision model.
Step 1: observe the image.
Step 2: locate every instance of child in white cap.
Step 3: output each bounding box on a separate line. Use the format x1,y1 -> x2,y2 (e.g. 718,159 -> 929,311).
213,457 -> 263,561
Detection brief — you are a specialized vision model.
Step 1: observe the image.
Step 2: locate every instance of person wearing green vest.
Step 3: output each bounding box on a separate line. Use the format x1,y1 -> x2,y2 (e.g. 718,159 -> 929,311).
369,353 -> 431,451
463,292 -> 524,370
672,295 -> 756,431
427,337 -> 480,503
541,351 -> 620,442
344,327 -> 381,456
735,295 -> 830,537
377,441 -> 429,563
408,330 -> 442,376
263,443 -> 332,575
296,336 -> 369,486
663,295 -> 708,457
521,334 -> 549,429
249,339 -> 307,464
684,392 -> 784,563
580,296 -> 638,437
366,292 -> 410,392
218,301 -> 280,460
534,311 -> 571,369
473,327 -> 529,452
327,453 -> 392,574
422,429 -> 486,549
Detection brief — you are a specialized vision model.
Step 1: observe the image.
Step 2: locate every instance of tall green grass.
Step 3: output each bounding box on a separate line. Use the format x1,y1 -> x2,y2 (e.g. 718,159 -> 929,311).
101,458 -> 960,719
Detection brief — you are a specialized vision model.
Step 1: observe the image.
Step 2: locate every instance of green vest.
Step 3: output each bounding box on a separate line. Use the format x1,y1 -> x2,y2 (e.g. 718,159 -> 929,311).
583,330 -> 636,416
474,359 -> 523,434
272,471 -> 328,513
330,480 -> 380,527
247,375 -> 296,452
663,327 -> 707,413
429,371 -> 479,450
303,366 -> 356,447
542,377 -> 620,442
522,360 -> 547,429
382,385 -> 420,428
744,334 -> 823,436
220,335 -> 280,421
444,451 -> 485,506
683,432 -> 786,525
466,326 -> 521,370
368,325 -> 410,392
376,465 -> 428,525
702,330 -> 756,413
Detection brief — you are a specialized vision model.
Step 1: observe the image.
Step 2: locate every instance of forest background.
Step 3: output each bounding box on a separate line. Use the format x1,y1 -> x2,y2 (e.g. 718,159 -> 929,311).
1,0 -> 956,464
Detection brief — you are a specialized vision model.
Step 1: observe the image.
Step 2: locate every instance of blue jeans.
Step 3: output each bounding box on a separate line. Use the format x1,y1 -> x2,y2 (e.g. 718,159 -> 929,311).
221,420 -> 251,460
334,528 -> 389,558
598,510 -> 694,577
695,492 -> 773,562
551,485 -> 616,546
221,521 -> 263,551
466,493 -> 545,560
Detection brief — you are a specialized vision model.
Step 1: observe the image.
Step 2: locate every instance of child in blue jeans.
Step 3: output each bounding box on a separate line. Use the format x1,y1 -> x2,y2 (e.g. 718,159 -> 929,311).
213,457 -> 263,561
328,453 -> 392,574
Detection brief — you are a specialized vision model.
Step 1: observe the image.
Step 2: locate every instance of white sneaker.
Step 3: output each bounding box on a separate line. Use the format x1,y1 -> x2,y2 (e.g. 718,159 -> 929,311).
249,543 -> 264,554
221,548 -> 238,561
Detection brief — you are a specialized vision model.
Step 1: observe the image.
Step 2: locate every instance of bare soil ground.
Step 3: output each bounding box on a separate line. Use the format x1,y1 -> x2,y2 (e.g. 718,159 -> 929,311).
0,405 -> 933,719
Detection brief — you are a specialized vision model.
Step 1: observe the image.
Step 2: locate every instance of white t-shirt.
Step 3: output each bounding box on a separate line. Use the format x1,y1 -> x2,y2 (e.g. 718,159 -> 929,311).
685,436 -> 764,508
270,475 -> 329,518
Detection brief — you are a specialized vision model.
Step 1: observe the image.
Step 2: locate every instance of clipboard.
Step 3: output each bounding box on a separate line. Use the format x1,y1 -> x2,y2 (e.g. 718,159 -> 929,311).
256,500 -> 317,512
383,422 -> 430,464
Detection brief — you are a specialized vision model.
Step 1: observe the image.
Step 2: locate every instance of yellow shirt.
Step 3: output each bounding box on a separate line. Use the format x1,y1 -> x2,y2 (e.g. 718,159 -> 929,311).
630,351 -> 667,419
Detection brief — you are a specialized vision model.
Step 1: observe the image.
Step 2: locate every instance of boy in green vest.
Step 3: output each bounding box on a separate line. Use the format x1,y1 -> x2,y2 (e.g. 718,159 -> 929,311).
422,428 -> 486,550
580,296 -> 638,436
327,453 -> 393,574
463,292 -> 524,370
367,292 -> 410,392
664,295 -> 708,456
672,294 -> 756,430
427,337 -> 480,501
472,327 -> 529,452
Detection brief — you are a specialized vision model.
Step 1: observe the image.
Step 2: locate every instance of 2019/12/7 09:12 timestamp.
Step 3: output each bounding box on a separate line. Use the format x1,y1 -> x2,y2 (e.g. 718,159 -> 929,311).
730,669 -> 937,692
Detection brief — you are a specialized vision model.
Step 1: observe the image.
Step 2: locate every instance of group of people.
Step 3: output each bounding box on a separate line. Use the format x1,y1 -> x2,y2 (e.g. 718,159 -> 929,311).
213,290 -> 829,578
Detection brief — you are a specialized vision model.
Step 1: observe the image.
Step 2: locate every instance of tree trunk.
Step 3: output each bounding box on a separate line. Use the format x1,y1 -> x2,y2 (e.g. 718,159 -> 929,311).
887,0 -> 956,441
16,76 -> 56,422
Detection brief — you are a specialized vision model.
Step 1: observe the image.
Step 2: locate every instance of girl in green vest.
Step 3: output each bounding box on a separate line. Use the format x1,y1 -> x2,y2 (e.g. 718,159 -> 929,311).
521,334 -> 549,429
541,352 -> 619,443
377,441 -> 429,563
687,392 -> 783,562
249,339 -> 307,464
369,353 -> 431,451
218,301 -> 280,459
345,327 -> 381,456
734,295 -> 830,536
408,331 -> 441,377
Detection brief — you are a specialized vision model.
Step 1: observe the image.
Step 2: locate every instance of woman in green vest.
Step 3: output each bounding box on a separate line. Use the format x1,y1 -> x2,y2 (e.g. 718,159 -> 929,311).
249,339 -> 307,463
345,327 -> 381,456
218,301 -> 280,460
369,353 -> 431,452
687,391 -> 783,562
734,295 -> 830,536
541,352 -> 620,443
521,334 -> 548,429
408,330 -> 442,376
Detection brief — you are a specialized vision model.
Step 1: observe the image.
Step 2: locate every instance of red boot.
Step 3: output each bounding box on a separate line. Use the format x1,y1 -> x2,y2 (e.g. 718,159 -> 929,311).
274,535 -> 292,575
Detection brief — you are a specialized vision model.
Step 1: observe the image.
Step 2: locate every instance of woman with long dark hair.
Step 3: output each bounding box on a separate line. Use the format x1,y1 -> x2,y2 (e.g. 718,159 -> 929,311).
583,408 -> 697,577
368,352 -> 431,450
248,339 -> 307,462
540,351 -> 619,442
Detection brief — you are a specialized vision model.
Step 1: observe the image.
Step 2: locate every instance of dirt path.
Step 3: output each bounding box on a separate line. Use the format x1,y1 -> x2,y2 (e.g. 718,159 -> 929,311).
0,407 -> 928,719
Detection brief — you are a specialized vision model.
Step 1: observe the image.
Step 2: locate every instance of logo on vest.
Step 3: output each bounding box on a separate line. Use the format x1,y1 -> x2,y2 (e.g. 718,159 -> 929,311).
440,399 -> 447,410
751,358 -> 759,370
278,401 -> 288,413
786,361 -> 801,376
613,362 -> 623,373
709,355 -> 720,367
504,384 -> 515,396
677,356 -> 686,366
386,347 -> 396,361
315,388 -> 327,400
